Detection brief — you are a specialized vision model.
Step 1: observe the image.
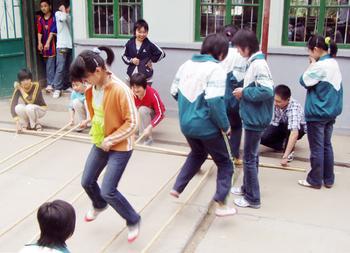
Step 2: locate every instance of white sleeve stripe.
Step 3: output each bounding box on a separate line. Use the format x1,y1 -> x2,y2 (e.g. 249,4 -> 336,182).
153,43 -> 165,61
152,93 -> 163,126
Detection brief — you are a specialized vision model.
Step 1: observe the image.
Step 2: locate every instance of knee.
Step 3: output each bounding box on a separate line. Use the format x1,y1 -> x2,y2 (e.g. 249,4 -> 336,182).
25,104 -> 36,112
15,104 -> 25,114
100,187 -> 113,202
81,177 -> 93,190
138,106 -> 150,116
72,99 -> 83,109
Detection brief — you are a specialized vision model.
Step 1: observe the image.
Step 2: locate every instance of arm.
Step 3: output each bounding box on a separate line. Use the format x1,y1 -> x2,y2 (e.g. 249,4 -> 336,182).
44,33 -> 55,51
300,62 -> 326,89
170,64 -> 184,101
121,41 -> 134,65
242,85 -> 274,102
281,130 -> 299,166
56,11 -> 68,22
149,41 -> 166,63
150,91 -> 165,127
37,18 -> 43,51
10,89 -> 21,119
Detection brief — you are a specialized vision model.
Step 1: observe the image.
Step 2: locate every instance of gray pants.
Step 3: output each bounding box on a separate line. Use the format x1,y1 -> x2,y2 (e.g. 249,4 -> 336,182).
15,104 -> 46,128
138,106 -> 154,135
72,99 -> 88,123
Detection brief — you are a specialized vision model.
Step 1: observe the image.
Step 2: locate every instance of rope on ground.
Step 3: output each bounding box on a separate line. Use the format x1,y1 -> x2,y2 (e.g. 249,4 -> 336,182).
0,124 -> 81,176
0,123 -> 71,165
140,164 -> 214,253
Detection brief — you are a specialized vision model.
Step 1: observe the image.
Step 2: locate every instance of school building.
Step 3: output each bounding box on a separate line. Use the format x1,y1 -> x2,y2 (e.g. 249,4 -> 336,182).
1,0 -> 349,130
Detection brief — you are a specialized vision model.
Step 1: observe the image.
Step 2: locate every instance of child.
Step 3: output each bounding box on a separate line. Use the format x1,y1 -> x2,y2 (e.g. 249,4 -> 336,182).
11,69 -> 47,132
68,80 -> 89,132
298,35 -> 343,189
122,19 -> 165,85
37,0 -> 57,92
130,73 -> 165,145
220,25 -> 247,166
170,33 -> 236,217
70,46 -> 141,243
19,200 -> 76,253
231,29 -> 274,209
52,0 -> 72,99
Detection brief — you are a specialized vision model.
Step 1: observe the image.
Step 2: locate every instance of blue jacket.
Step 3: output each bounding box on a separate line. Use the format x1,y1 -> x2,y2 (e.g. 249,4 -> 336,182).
122,37 -> 165,79
171,54 -> 230,139
300,54 -> 343,122
239,52 -> 274,131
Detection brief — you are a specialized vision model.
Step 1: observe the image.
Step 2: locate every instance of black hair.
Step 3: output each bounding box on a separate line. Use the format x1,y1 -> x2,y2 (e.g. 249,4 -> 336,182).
307,34 -> 338,58
200,33 -> 229,61
130,73 -> 147,89
221,24 -> 239,43
134,19 -> 149,34
274,84 -> 291,100
40,0 -> 51,5
232,29 -> 260,56
37,200 -> 76,248
58,0 -> 70,8
17,69 -> 33,82
70,46 -> 115,82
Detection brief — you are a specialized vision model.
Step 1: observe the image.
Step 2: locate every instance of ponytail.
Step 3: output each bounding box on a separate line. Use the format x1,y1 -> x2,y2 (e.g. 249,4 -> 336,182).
307,34 -> 338,58
70,46 -> 115,81
329,39 -> 338,58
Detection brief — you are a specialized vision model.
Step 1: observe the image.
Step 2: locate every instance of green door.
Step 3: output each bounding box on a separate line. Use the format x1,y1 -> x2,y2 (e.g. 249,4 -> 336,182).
0,0 -> 26,97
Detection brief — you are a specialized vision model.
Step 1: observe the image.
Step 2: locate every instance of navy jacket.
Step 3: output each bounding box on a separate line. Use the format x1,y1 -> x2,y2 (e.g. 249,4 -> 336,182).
122,37 -> 165,79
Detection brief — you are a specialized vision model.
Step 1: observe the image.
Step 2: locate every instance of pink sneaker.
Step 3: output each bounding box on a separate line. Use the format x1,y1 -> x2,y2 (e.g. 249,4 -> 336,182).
170,189 -> 180,198
84,206 -> 108,222
127,220 -> 140,243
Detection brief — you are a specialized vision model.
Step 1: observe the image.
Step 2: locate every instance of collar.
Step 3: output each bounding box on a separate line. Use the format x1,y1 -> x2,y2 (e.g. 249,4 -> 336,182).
319,54 -> 331,61
247,51 -> 265,63
191,54 -> 219,63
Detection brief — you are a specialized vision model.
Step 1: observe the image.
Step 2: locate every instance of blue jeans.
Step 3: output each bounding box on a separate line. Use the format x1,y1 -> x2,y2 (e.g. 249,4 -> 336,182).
306,120 -> 335,187
81,145 -> 140,226
173,135 -> 233,203
45,57 -> 56,86
228,106 -> 242,159
53,48 -> 72,91
242,129 -> 263,205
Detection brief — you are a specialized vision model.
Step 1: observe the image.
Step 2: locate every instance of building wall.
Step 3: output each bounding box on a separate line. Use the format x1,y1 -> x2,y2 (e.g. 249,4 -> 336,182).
73,1 -> 350,131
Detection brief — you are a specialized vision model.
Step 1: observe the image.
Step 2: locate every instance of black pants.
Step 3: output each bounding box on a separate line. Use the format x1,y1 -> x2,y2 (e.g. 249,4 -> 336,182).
260,123 -> 305,151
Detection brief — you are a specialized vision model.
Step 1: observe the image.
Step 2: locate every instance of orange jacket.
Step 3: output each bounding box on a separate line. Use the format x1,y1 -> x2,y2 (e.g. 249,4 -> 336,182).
85,76 -> 138,151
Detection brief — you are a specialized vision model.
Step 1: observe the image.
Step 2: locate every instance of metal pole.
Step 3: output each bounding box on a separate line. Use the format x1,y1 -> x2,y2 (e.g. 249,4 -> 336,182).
261,0 -> 271,58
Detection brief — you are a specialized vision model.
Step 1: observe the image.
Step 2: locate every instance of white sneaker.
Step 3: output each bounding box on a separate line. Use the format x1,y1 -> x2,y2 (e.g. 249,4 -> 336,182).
215,206 -> 237,217
127,220 -> 140,243
170,189 -> 180,198
45,85 -> 53,92
84,206 -> 108,222
287,151 -> 295,162
234,197 -> 260,209
230,186 -> 243,196
52,90 -> 61,99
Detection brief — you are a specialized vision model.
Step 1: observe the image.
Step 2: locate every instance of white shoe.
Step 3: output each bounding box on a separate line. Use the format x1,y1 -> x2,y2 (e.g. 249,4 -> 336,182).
170,189 -> 180,198
84,206 -> 108,222
45,85 -> 53,92
230,186 -> 243,196
127,220 -> 140,243
215,206 -> 237,217
287,151 -> 295,162
52,90 -> 61,99
234,197 -> 260,209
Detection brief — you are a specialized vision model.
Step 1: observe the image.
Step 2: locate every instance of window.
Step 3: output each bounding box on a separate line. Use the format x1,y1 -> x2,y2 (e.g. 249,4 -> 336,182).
283,0 -> 350,47
195,0 -> 263,41
0,0 -> 22,40
88,0 -> 142,38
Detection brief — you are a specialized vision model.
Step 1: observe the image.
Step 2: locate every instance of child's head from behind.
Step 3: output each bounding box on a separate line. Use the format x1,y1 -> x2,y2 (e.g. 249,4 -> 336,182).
37,200 -> 76,248
130,73 -> 147,98
40,0 -> 51,14
200,33 -> 229,61
70,46 -> 115,87
58,0 -> 70,13
72,81 -> 86,93
222,24 -> 238,43
307,34 -> 338,59
233,29 -> 259,58
17,69 -> 33,89
134,19 -> 149,42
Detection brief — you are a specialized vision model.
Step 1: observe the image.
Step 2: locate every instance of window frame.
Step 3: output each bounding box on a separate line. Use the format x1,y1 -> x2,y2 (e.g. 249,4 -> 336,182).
195,0 -> 264,41
87,0 -> 143,39
282,0 -> 350,48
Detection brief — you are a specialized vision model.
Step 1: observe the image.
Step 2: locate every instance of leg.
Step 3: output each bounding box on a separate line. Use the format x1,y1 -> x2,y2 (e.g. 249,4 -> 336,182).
81,145 -> 109,209
72,99 -> 87,122
100,150 -> 140,226
63,49 -> 72,90
260,124 -> 288,151
53,48 -> 68,91
15,104 -> 29,128
203,135 -> 233,203
45,57 -> 56,86
172,137 -> 208,194
323,120 -> 335,186
242,130 -> 263,206
138,106 -> 153,134
228,107 -> 242,159
306,122 -> 325,187
25,104 -> 46,129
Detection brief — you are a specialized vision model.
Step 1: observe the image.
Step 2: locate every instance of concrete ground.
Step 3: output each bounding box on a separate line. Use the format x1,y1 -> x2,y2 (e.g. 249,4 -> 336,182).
0,93 -> 349,253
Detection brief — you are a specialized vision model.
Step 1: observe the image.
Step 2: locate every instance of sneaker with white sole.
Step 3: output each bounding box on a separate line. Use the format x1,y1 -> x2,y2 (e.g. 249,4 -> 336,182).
287,151 -> 295,162
234,197 -> 260,209
215,205 -> 237,217
84,206 -> 108,222
170,189 -> 180,198
127,220 -> 140,243
230,186 -> 243,196
52,90 -> 61,99
45,85 -> 53,93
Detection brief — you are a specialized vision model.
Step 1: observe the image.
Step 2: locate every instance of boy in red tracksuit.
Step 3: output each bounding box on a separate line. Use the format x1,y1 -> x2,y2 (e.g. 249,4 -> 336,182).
130,73 -> 165,145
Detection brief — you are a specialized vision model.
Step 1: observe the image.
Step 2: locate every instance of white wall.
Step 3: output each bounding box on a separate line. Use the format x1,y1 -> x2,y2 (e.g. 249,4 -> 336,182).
72,0 -> 88,40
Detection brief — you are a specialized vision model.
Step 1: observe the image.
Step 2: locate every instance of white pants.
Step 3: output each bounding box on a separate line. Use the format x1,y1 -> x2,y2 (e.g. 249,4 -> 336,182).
71,99 -> 88,123
15,104 -> 46,128
138,106 -> 155,134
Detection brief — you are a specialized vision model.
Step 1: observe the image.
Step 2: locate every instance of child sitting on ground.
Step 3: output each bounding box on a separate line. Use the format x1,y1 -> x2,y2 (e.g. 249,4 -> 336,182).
11,69 -> 47,132
19,199 -> 76,253
68,80 -> 90,132
130,73 -> 165,145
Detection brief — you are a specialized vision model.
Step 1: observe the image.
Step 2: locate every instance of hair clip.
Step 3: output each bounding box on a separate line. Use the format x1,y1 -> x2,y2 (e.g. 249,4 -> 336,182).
92,47 -> 101,54
93,58 -> 99,67
325,36 -> 331,46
